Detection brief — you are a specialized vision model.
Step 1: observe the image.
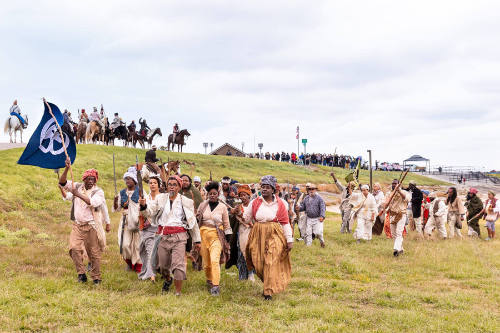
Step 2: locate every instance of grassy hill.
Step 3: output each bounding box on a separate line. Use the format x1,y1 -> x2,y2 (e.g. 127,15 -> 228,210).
1,145 -> 498,332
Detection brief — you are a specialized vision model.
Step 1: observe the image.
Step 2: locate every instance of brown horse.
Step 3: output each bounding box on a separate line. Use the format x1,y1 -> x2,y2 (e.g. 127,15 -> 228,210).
147,127 -> 162,149
85,118 -> 107,144
167,129 -> 190,152
76,121 -> 87,144
163,160 -> 180,175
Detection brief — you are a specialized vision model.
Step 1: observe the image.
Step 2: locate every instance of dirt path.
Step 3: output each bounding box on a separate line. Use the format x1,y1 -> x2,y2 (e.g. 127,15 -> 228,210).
0,143 -> 26,151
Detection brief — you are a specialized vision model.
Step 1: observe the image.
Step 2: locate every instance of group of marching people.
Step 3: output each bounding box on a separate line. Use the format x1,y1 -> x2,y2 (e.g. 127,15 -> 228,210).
334,171 -> 499,257
58,149 -> 324,300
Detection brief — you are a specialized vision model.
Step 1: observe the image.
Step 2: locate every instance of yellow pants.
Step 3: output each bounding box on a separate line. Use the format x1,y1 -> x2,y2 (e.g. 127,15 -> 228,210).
200,226 -> 222,286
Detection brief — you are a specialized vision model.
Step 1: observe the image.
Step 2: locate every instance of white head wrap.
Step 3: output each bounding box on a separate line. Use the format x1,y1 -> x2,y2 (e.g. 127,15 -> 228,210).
123,166 -> 138,184
361,184 -> 370,190
193,176 -> 201,182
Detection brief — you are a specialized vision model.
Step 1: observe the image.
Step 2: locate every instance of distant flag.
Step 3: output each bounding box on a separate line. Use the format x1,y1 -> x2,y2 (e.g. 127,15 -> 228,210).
18,101 -> 76,169
345,158 -> 361,187
296,126 -> 299,139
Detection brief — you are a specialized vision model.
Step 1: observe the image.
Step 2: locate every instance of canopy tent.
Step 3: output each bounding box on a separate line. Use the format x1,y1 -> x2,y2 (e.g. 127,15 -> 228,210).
403,155 -> 430,172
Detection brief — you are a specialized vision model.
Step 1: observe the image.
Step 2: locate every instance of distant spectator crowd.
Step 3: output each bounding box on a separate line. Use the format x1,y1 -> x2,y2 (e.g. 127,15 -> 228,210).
243,152 -> 403,171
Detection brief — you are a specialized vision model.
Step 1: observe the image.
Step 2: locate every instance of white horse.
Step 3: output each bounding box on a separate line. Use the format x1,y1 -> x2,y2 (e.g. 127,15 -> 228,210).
4,114 -> 28,143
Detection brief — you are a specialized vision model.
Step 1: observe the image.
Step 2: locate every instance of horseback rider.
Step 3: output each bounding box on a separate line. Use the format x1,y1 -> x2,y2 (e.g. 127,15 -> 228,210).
79,109 -> 89,123
139,118 -> 151,138
90,107 -> 104,130
9,100 -> 27,129
128,120 -> 136,133
172,123 -> 179,143
63,109 -> 75,125
110,113 -> 123,130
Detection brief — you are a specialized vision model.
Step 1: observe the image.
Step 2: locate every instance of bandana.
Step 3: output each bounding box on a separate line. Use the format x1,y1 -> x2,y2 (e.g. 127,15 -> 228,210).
469,188 -> 478,194
238,185 -> 252,196
123,166 -> 138,184
82,169 -> 98,182
169,175 -> 183,187
260,175 -> 277,189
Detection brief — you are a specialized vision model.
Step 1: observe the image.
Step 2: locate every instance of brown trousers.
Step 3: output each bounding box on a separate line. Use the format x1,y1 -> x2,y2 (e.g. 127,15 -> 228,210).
69,223 -> 102,280
157,232 -> 188,281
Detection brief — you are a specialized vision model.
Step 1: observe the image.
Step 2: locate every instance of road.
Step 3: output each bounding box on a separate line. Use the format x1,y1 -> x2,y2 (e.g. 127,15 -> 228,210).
0,143 -> 26,151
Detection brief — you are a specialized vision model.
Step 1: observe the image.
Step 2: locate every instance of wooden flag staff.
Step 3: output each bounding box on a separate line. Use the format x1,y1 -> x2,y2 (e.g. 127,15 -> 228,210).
43,98 -> 75,188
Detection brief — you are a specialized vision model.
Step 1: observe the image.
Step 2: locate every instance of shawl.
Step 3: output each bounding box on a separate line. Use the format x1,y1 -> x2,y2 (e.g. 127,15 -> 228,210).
251,197 -> 289,225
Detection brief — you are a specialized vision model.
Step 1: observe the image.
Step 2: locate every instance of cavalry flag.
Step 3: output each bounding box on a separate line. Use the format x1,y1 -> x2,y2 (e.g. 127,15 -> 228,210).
18,101 -> 76,169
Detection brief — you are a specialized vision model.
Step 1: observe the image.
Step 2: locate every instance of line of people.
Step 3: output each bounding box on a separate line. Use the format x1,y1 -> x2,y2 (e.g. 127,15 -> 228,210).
58,149 -> 335,300
333,170 -> 499,257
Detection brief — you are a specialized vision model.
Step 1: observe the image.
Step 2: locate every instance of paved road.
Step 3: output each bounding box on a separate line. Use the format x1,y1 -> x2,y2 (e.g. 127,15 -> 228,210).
0,143 -> 26,151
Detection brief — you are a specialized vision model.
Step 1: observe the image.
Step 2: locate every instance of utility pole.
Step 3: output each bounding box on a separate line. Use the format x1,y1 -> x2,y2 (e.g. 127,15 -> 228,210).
241,142 -> 245,153
296,126 -> 300,157
203,142 -> 208,154
210,142 -> 213,153
367,149 -> 373,190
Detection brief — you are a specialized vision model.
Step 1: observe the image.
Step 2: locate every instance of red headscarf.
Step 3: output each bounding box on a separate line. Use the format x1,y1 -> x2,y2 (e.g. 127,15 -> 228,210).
82,169 -> 98,182
169,175 -> 183,187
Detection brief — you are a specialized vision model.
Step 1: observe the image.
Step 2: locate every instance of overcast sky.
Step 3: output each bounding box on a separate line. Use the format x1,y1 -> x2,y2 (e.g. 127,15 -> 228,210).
2,1 -> 499,170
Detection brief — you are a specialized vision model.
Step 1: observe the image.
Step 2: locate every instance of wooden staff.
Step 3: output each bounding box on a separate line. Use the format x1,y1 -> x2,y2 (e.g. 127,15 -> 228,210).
44,98 -> 74,190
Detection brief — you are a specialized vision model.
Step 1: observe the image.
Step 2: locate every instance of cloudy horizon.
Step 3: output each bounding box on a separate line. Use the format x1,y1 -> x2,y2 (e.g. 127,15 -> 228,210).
2,1 -> 499,170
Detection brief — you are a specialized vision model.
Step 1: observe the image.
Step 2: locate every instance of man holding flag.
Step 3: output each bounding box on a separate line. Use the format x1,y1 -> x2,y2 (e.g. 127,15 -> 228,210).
18,100 -> 110,283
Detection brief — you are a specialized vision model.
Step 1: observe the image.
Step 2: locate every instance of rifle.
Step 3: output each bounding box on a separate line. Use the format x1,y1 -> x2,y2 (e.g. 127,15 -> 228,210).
159,158 -> 167,190
112,153 -> 117,196
136,155 -> 146,230
378,169 -> 409,217
209,170 -> 212,182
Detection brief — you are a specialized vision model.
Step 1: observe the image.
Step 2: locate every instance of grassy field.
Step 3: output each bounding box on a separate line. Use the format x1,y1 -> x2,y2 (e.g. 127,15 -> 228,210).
1,145 -> 498,332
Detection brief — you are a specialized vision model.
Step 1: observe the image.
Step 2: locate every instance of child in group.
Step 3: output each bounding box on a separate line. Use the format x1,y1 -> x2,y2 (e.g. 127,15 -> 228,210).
484,191 -> 499,240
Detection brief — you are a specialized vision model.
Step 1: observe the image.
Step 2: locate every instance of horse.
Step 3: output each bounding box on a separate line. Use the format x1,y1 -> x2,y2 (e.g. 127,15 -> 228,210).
167,129 -> 190,152
76,120 -> 87,144
113,125 -> 129,147
130,131 -> 145,149
146,127 -> 162,149
4,114 -> 28,143
162,160 -> 180,175
86,118 -> 107,144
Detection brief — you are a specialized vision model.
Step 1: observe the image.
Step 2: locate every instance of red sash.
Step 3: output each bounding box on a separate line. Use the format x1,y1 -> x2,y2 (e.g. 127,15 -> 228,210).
157,226 -> 186,235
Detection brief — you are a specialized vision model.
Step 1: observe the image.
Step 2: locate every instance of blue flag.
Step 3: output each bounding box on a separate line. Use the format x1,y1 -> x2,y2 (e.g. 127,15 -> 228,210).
18,101 -> 76,169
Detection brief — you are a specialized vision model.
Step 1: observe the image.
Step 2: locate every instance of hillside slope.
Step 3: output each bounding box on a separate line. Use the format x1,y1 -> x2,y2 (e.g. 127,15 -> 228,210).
1,145 -> 498,332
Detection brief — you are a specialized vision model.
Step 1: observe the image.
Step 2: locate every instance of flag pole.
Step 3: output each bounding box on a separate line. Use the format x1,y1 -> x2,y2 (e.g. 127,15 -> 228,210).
43,98 -> 75,188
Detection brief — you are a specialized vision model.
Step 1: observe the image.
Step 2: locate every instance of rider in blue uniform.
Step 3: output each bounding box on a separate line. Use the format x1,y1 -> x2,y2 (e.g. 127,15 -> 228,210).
9,100 -> 27,129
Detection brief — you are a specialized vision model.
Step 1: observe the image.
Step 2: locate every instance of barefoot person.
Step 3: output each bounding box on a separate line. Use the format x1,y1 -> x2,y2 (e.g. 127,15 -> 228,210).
243,175 -> 293,300
142,175 -> 201,295
59,158 -> 110,284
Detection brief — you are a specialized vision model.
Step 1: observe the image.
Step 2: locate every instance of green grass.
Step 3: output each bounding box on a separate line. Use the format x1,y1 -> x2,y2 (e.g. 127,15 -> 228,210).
1,145 -> 497,332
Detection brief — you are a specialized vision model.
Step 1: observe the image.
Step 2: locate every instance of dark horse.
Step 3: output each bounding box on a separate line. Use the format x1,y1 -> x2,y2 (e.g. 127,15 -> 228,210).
113,125 -> 129,146
167,129 -> 190,152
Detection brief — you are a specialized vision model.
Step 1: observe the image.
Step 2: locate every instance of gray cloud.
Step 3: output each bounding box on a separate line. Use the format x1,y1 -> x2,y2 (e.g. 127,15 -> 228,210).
1,0 -> 499,170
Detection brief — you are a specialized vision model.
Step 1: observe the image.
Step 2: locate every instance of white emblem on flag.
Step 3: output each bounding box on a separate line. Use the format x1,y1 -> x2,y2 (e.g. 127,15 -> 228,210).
39,118 -> 69,155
